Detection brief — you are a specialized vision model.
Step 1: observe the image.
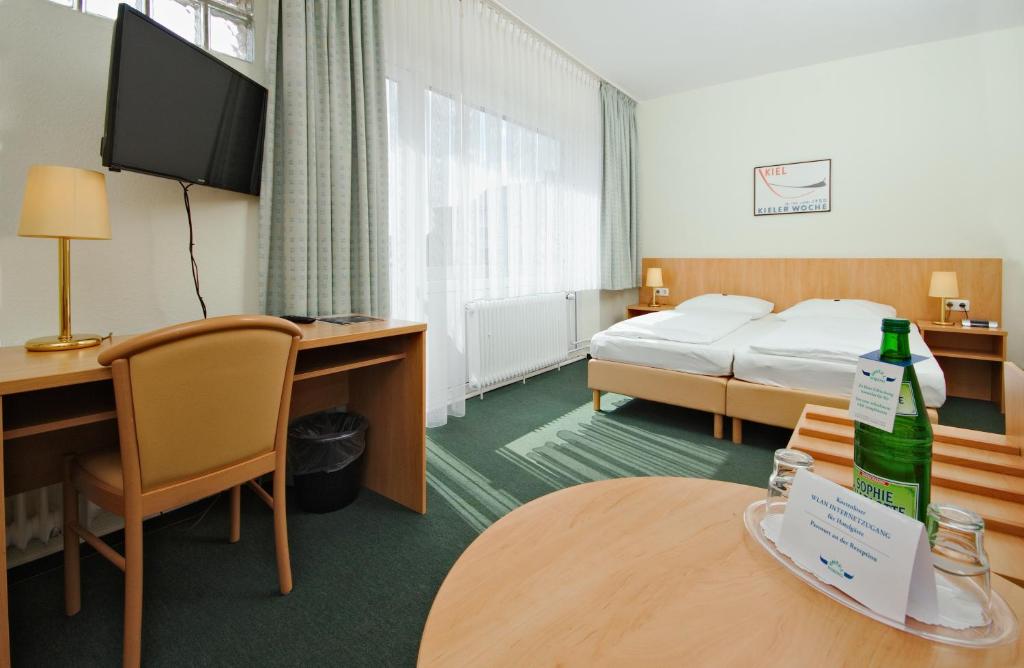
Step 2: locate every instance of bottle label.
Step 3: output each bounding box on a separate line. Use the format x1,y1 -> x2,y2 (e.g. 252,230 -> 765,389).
853,464 -> 919,518
895,381 -> 918,417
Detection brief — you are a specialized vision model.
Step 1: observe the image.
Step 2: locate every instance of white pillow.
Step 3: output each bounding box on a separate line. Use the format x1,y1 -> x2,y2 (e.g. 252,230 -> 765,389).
674,293 -> 774,318
777,298 -> 897,321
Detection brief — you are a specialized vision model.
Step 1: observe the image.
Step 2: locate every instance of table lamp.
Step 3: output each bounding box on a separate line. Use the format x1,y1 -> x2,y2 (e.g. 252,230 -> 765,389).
646,267 -> 664,307
928,270 -> 958,327
18,165 -> 111,351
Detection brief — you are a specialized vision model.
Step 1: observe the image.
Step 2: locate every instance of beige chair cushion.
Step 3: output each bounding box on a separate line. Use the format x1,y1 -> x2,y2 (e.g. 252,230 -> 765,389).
76,450 -> 125,491
128,329 -> 292,490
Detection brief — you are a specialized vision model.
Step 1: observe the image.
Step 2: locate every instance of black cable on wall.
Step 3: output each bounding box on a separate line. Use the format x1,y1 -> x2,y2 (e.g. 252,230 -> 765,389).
178,181 -> 208,319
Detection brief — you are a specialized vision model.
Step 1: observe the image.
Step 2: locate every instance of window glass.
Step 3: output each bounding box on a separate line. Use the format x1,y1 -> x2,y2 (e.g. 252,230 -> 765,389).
150,0 -> 203,46
209,6 -> 253,61
212,0 -> 252,12
83,0 -> 143,20
46,0 -> 254,63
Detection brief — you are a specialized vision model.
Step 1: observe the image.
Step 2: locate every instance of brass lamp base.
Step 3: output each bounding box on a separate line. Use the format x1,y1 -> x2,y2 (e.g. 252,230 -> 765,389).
24,238 -> 105,352
25,334 -> 103,352
931,295 -> 954,327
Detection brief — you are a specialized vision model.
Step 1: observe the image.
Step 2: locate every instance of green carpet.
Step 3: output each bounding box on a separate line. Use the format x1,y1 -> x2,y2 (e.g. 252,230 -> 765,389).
6,360 -> 1004,665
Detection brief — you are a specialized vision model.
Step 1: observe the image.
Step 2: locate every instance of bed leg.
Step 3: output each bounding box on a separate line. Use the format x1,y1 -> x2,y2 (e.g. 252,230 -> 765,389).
592,390 -> 601,412
713,414 -> 724,439
731,417 -> 743,445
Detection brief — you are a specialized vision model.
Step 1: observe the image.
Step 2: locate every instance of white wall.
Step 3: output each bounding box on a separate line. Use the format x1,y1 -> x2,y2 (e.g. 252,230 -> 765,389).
576,288 -> 637,343
0,0 -> 268,345
638,27 -> 1023,363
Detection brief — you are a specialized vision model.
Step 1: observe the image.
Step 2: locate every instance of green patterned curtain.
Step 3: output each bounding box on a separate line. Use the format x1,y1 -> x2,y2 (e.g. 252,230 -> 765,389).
258,0 -> 389,316
600,82 -> 639,290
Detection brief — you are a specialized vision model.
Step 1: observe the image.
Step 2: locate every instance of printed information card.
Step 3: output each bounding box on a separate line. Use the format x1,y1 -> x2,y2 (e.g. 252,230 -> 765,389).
776,469 -> 937,623
850,351 -> 929,432
850,355 -> 905,432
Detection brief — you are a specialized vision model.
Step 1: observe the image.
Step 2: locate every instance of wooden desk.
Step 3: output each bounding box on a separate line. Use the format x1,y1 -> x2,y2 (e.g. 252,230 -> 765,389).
419,477 -> 1023,666
0,318 -> 426,666
787,402 -> 1024,585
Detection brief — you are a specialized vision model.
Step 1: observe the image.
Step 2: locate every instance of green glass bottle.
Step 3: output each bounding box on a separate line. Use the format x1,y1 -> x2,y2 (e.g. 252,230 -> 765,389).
853,318 -> 933,523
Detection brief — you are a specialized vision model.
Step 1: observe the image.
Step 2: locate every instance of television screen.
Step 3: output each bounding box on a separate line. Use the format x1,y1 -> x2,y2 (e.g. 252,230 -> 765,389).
101,5 -> 267,195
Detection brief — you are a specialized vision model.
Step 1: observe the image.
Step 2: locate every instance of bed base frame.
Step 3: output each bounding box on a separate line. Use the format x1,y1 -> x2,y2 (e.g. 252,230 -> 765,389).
725,380 -> 850,443
588,359 -> 727,439
589,362 -> 939,444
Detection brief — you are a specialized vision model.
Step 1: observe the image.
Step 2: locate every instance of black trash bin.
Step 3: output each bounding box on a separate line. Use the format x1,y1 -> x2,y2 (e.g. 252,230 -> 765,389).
288,409 -> 368,513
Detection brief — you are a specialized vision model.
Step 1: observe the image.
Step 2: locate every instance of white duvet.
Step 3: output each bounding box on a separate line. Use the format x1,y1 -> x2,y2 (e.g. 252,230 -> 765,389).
747,316 -> 933,364
604,309 -> 757,345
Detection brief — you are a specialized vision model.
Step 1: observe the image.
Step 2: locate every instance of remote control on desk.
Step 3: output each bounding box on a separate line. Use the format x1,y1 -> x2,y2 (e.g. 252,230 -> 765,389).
280,315 -> 316,324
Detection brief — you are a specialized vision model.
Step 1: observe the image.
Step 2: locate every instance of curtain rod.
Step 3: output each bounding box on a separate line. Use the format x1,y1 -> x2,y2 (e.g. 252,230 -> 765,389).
480,0 -> 639,102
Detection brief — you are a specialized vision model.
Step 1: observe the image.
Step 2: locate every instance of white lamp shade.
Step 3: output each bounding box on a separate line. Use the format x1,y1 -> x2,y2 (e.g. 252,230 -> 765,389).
18,165 -> 111,240
646,267 -> 664,288
928,271 -> 958,298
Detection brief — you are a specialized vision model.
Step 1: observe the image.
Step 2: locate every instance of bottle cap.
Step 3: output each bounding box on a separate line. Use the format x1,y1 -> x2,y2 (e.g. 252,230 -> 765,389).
881,317 -> 911,333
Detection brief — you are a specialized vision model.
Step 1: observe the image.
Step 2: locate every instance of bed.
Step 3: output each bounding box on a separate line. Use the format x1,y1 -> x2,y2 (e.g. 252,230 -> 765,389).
591,312 -> 781,377
728,300 -> 946,442
588,257 -> 1003,442
589,294 -> 777,438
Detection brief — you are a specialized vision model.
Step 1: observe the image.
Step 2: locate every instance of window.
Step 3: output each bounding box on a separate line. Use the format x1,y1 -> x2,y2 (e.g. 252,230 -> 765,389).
384,0 -> 602,426
47,0 -> 255,62
417,88 -> 567,294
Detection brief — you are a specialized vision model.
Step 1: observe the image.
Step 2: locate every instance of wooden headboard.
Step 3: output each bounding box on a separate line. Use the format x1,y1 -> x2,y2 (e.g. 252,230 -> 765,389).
640,258 -> 1002,323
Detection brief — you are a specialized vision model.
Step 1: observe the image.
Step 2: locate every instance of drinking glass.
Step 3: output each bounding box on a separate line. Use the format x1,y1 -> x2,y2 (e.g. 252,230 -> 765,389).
927,503 -> 992,626
766,448 -> 814,516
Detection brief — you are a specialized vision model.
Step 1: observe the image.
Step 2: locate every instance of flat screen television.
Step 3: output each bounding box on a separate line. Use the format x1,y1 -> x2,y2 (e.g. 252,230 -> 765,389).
101,5 -> 267,195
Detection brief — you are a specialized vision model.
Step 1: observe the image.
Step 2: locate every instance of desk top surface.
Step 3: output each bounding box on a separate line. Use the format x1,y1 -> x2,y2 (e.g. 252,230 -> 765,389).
419,477 -> 1024,667
0,318 -> 425,395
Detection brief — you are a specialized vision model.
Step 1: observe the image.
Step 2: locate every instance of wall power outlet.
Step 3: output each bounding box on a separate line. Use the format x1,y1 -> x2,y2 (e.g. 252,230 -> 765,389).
945,298 -> 971,312
654,287 -> 669,297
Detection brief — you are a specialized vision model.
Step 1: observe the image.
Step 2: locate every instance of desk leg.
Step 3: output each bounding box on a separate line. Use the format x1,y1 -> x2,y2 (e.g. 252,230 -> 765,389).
348,332 -> 427,514
0,402 -> 10,668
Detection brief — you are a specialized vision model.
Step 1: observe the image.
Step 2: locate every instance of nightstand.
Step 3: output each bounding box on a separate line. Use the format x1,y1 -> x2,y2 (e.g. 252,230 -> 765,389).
916,320 -> 1008,411
625,304 -> 674,319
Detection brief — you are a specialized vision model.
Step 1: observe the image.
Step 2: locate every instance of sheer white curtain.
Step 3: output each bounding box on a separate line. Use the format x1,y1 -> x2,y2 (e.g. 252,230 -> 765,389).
383,0 -> 602,426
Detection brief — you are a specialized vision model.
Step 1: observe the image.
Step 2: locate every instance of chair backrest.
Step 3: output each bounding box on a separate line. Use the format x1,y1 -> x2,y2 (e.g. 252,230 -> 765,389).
1007,362 -> 1023,452
98,316 -> 302,492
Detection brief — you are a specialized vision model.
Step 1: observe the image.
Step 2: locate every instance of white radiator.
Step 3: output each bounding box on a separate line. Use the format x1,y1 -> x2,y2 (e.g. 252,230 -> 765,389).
5,486 -> 61,551
466,292 -> 573,393
5,485 -> 116,568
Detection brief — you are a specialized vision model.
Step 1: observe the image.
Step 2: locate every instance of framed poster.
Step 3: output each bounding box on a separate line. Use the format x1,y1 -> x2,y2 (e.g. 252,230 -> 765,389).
753,159 -> 831,216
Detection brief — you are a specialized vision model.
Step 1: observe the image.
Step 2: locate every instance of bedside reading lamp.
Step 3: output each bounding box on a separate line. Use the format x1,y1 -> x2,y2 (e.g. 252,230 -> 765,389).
646,267 -> 664,307
928,271 -> 959,327
18,165 -> 111,351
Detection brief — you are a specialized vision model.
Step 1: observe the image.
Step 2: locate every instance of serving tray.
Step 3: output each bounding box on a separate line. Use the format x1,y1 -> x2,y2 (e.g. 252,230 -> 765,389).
743,499 -> 1019,648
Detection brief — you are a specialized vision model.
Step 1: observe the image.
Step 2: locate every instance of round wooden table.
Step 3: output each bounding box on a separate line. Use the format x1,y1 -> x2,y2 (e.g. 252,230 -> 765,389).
418,477 -> 1023,666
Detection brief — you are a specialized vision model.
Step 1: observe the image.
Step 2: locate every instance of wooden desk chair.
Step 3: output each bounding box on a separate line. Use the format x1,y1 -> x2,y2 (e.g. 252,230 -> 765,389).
62,315 -> 302,667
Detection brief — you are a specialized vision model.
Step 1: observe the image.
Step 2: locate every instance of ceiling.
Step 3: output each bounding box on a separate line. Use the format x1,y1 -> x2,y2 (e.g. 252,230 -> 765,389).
496,0 -> 1024,100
